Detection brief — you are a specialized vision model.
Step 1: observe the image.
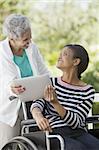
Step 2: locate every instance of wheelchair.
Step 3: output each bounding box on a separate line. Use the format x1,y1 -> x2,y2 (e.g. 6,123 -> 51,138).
1,101 -> 65,150
1,101 -> 99,150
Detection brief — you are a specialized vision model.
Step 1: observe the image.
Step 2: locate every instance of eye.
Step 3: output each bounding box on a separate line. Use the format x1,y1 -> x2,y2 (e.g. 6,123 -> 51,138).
63,52 -> 67,56
23,39 -> 28,42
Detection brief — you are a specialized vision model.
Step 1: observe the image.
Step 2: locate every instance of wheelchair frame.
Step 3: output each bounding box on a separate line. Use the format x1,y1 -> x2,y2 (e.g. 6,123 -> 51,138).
2,102 -> 65,150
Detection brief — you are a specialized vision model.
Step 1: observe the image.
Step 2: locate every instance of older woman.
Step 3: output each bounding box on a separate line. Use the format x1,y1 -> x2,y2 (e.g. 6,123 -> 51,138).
0,14 -> 50,148
31,44 -> 99,150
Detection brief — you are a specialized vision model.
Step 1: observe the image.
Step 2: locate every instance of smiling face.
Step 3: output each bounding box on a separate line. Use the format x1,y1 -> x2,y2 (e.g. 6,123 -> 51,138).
56,47 -> 80,72
10,28 -> 32,51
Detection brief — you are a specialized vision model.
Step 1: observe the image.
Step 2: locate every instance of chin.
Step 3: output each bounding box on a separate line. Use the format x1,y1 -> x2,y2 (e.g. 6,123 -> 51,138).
56,64 -> 61,69
56,62 -> 62,67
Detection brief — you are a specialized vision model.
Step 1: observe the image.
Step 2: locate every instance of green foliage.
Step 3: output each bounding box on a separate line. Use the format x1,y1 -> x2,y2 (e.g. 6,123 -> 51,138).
0,0 -> 31,40
82,49 -> 99,91
82,64 -> 99,91
44,51 -> 59,66
0,0 -> 99,91
32,1 -> 99,91
93,102 -> 99,129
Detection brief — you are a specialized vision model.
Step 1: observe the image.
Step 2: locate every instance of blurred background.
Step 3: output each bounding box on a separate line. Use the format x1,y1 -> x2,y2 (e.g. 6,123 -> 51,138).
0,0 -> 99,92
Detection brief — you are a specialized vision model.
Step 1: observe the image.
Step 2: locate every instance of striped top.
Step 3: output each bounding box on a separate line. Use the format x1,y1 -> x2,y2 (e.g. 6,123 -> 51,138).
31,77 -> 95,130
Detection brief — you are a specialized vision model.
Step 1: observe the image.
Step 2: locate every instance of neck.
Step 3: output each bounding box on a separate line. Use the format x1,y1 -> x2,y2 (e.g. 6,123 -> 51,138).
9,40 -> 23,56
61,69 -> 80,85
12,49 -> 24,56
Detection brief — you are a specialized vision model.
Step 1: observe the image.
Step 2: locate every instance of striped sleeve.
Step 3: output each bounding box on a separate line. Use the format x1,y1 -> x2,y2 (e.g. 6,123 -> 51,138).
30,99 -> 45,113
62,88 -> 95,128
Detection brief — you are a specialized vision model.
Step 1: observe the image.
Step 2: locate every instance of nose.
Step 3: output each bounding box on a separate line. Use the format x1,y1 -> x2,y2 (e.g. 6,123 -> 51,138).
26,38 -> 31,46
28,38 -> 33,44
59,53 -> 62,59
26,41 -> 29,45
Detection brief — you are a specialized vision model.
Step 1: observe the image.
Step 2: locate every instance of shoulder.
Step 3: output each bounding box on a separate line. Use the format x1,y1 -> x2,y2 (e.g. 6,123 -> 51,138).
0,38 -> 10,56
87,85 -> 95,96
0,38 -> 7,47
79,80 -> 95,93
29,42 -> 39,51
85,84 -> 95,92
50,77 -> 58,86
0,38 -> 10,54
84,84 -> 95,101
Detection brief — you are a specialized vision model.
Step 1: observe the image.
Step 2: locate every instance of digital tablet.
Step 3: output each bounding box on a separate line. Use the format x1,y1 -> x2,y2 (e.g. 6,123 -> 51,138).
11,74 -> 51,102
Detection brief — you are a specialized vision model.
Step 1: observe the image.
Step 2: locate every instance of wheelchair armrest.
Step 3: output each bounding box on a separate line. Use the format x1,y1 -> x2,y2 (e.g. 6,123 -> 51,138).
86,115 -> 99,124
21,119 -> 36,126
21,119 -> 38,135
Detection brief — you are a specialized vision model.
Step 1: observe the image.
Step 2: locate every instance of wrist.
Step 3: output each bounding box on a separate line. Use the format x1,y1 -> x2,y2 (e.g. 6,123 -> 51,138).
50,98 -> 59,105
33,111 -> 43,120
32,107 -> 42,118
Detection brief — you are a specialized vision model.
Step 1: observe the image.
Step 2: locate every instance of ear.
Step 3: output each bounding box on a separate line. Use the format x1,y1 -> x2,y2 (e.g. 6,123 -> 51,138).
9,36 -> 16,44
73,58 -> 81,66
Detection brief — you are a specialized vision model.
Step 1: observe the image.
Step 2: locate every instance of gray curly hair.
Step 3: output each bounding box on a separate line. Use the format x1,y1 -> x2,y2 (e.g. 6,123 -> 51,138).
3,14 -> 31,39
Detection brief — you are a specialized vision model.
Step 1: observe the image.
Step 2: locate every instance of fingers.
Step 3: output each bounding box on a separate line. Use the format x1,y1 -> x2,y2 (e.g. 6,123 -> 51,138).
44,85 -> 56,102
37,117 -> 52,132
43,118 -> 52,132
46,125 -> 52,133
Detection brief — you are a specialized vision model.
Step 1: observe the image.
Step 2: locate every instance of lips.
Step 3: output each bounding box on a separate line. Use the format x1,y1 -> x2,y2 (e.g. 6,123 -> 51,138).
58,59 -> 62,62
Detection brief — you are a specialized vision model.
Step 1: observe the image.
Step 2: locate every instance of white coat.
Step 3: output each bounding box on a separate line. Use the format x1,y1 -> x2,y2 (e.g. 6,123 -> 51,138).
0,38 -> 50,127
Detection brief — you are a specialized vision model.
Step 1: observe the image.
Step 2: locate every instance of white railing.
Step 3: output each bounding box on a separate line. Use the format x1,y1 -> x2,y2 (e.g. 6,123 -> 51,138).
94,93 -> 99,102
88,93 -> 99,129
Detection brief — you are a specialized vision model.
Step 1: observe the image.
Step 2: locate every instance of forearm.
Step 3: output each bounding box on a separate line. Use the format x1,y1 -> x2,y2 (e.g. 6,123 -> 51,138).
51,102 -> 81,128
31,107 -> 52,132
31,107 -> 44,120
51,101 -> 67,119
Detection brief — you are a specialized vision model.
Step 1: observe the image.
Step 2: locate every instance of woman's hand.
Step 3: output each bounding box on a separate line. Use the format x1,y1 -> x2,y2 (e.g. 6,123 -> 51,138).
44,85 -> 58,103
44,85 -> 66,119
32,108 -> 52,132
36,115 -> 52,132
11,85 -> 25,95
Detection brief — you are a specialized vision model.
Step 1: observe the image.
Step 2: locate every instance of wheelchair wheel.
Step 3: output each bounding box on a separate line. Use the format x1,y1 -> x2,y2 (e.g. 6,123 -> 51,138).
2,136 -> 38,150
2,139 -> 28,150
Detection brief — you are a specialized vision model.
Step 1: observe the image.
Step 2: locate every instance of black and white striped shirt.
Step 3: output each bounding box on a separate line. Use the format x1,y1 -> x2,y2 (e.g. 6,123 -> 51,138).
31,77 -> 95,130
